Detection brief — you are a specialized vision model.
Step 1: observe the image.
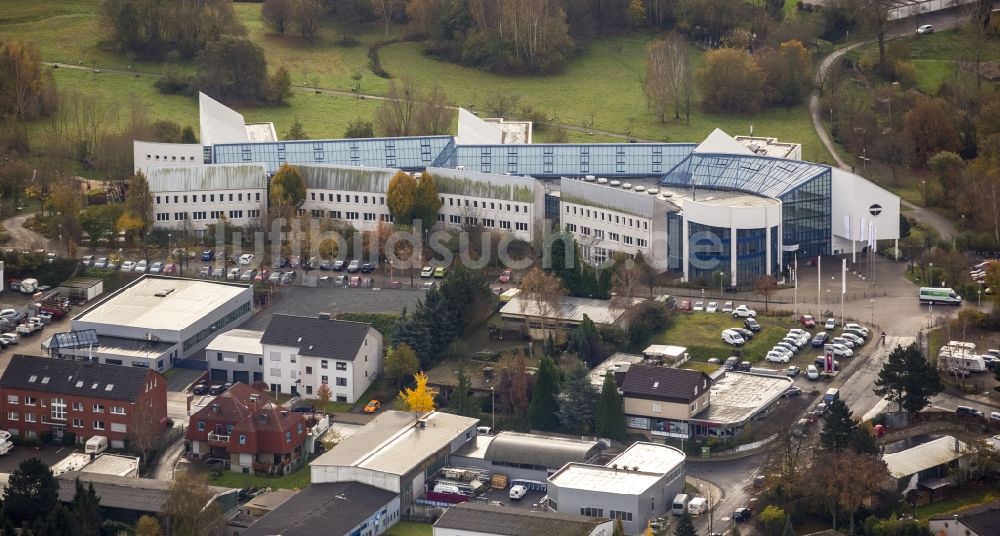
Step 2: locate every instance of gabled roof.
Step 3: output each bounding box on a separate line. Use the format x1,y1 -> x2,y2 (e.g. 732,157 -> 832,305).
619,364 -> 711,404
230,402 -> 304,452
433,502 -> 610,536
187,383 -> 272,429
929,501 -> 1000,535
0,354 -> 156,402
260,314 -> 372,360
884,436 -> 970,479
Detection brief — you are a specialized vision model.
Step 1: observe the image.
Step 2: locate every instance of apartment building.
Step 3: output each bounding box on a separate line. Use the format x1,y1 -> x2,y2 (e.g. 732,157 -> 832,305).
147,164 -> 268,234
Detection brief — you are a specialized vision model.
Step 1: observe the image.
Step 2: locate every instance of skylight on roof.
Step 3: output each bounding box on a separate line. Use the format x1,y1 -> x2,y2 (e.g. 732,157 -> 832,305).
91,383 -> 99,389
41,377 -> 50,384
76,381 -> 84,388
28,375 -> 37,383
105,384 -> 114,391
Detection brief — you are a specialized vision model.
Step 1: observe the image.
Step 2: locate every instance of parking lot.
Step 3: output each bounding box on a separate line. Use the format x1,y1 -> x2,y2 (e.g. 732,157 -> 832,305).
479,486 -> 548,509
0,443 -> 78,473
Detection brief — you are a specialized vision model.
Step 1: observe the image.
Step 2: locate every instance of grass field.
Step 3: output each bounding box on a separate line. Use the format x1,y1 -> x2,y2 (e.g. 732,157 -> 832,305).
916,488 -> 998,520
0,0 -> 830,160
652,312 -> 800,363
385,522 -> 433,536
209,463 -> 310,490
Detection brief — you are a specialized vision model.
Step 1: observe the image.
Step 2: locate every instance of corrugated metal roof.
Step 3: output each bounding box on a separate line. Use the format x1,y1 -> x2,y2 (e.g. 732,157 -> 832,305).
426,167 -> 538,202
433,502 -> 611,536
884,436 -> 970,478
500,295 -> 637,325
560,177 -> 661,218
146,164 -> 267,192
483,432 -> 602,468
310,411 -> 477,476
296,164 -> 397,194
205,329 -> 263,355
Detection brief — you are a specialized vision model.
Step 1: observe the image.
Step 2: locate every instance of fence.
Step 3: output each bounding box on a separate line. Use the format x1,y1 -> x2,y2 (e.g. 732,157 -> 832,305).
888,0 -> 977,20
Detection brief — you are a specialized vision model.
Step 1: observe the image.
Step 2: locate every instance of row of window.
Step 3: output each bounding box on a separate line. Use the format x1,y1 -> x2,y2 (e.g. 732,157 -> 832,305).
565,205 -> 650,230
309,192 -> 387,206
440,215 -> 527,231
145,154 -> 197,163
5,396 -> 124,415
182,301 -> 252,352
566,224 -> 646,248
6,412 -> 123,432
155,192 -> 261,205
442,197 -> 528,214
156,209 -> 260,222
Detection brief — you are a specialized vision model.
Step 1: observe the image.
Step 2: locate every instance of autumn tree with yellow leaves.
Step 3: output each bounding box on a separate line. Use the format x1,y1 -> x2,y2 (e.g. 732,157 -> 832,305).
399,371 -> 436,413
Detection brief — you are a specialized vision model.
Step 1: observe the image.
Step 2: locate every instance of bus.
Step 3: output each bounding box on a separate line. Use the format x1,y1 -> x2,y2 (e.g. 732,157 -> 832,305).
919,287 -> 962,305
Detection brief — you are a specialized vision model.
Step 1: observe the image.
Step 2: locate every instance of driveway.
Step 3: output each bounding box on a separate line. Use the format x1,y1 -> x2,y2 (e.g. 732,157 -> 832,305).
1,213 -> 55,253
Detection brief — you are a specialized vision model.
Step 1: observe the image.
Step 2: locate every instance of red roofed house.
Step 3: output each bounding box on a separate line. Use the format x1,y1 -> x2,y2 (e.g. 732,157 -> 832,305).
186,383 -> 308,475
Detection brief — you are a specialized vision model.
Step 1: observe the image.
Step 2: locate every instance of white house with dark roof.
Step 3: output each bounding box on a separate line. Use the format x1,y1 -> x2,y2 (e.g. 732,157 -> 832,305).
260,314 -> 382,402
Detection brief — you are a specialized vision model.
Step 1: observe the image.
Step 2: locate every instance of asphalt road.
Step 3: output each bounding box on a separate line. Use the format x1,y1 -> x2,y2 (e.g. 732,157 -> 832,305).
687,454 -> 765,535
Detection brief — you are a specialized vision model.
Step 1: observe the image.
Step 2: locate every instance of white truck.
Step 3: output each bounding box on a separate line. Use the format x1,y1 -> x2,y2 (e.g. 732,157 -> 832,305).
687,497 -> 708,516
16,320 -> 42,336
85,435 -> 108,455
18,278 -> 38,294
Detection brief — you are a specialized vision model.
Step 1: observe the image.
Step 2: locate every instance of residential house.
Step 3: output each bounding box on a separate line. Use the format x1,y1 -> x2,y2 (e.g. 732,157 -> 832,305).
260,314 -> 382,402
618,365 -> 711,439
205,329 -> 264,384
929,502 -> 1000,536
186,383 -> 308,474
0,354 -> 167,449
433,502 -> 613,536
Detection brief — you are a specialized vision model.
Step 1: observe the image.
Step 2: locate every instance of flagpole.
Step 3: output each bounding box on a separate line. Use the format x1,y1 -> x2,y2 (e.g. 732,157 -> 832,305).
817,254 -> 822,311
794,255 -> 798,316
841,258 -> 846,326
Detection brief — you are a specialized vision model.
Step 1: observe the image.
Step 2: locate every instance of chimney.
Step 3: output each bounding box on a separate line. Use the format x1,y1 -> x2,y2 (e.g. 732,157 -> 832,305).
417,419 -> 427,429
954,437 -> 960,453
318,312 -> 331,320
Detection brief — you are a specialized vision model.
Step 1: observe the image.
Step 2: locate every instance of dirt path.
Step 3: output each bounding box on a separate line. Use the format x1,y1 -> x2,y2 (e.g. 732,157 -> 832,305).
2,213 -> 54,251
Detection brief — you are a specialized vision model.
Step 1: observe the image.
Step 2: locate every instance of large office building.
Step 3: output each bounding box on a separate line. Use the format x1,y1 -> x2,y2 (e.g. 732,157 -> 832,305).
45,276 -> 253,371
134,94 -> 899,288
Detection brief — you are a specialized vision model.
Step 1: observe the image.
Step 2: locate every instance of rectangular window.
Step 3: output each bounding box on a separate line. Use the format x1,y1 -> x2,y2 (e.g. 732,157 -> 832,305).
336,377 -> 348,386
6,412 -> 17,421
93,404 -> 104,413
321,360 -> 328,369
72,418 -> 83,428
321,375 -> 329,385
111,406 -> 126,415
72,402 -> 83,411
24,414 -> 35,423
5,395 -> 16,405
336,362 -> 347,371
515,222 -> 528,231
93,421 -> 105,430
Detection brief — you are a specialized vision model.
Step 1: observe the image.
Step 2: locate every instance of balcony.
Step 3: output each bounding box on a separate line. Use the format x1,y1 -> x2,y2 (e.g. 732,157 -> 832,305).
207,432 -> 231,446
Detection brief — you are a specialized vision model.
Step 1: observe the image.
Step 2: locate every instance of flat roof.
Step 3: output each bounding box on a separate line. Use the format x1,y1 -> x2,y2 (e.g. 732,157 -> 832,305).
242,483 -> 397,536
607,442 -> 685,474
500,295 -> 639,325
434,502 -> 610,536
74,276 -> 250,333
587,352 -> 644,389
80,454 -> 141,477
884,436 -> 970,479
311,411 -> 477,476
58,278 -> 103,289
660,186 -> 779,208
644,345 -> 687,358
734,136 -> 800,158
454,434 -> 495,459
693,372 -> 792,425
205,329 -> 263,355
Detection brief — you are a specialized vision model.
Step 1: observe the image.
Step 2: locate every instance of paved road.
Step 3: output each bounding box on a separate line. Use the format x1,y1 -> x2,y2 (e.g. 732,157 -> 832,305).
2,213 -> 55,251
687,454 -> 765,535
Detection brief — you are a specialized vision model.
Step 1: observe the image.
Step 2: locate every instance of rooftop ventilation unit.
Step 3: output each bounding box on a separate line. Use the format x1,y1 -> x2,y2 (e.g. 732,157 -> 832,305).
610,180 -> 621,187
584,175 -> 596,182
597,178 -> 608,184
622,183 -> 633,190
153,289 -> 175,297
647,188 -> 659,195
634,186 -> 646,193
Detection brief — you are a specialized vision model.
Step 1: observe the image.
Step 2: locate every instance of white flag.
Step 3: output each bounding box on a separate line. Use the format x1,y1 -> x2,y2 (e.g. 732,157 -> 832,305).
843,214 -> 851,239
869,222 -> 876,248
842,258 -> 847,294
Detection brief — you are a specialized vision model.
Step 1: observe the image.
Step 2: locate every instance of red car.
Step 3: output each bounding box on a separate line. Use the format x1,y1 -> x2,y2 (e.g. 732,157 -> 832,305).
799,315 -> 816,328
678,300 -> 692,311
254,269 -> 271,281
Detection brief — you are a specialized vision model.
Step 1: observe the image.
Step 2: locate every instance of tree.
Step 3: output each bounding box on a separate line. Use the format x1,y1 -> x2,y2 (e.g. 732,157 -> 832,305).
613,519 -> 625,536
197,36 -> 272,103
696,48 -> 763,114
291,0 -> 322,41
71,480 -> 102,536
820,399 -> 858,452
643,33 -> 692,123
385,344 -> 420,388
412,172 -> 443,230
759,505 -> 786,536
124,171 -> 154,236
400,371 -> 436,412
557,362 -> 599,433
285,117 -> 308,140
99,0 -> 245,60
567,314 -> 603,367
262,0 -> 292,34
874,343 -> 944,416
451,367 -> 481,417
386,171 -> 417,226
129,398 -> 165,465
674,511 -> 697,536
904,98 -> 962,168
415,86 -> 454,135
520,267 -> 567,340
269,163 -> 307,213
928,151 -> 965,207
755,275 -> 779,311
759,40 -> 813,106
135,515 -> 162,536
344,120 -> 375,138
497,350 -> 532,414
163,472 -> 225,536
4,457 -> 59,526
316,383 -> 333,408
375,79 -> 420,137
0,39 -> 57,121
816,450 -> 888,535
595,373 -> 626,441
862,0 -> 892,75
528,355 -> 561,431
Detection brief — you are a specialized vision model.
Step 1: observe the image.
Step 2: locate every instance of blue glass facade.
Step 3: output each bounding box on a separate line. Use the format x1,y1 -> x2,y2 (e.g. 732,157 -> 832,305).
688,222 -> 730,284
736,228 -> 767,285
435,143 -> 696,177
779,170 -> 832,265
211,136 -> 453,174
667,212 -> 683,272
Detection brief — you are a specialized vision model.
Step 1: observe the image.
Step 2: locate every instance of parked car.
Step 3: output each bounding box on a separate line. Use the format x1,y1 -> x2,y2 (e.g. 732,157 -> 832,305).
678,300 -> 692,311
733,508 -> 752,522
0,333 -> 19,344
744,317 -> 761,332
799,315 -> 816,328
434,266 -> 447,279
841,332 -> 865,346
201,250 -> 215,261
212,267 -> 225,279
274,257 -> 290,269
811,332 -> 829,347
422,281 -> 437,291
347,260 -> 361,273
319,260 -> 337,270
916,24 -> 934,34
149,261 -> 163,274
784,385 -> 802,397
806,364 -> 820,380
135,260 -> 149,273
238,254 -> 255,266
721,329 -> 745,346
254,269 -> 270,282
724,356 -> 740,370
824,318 -> 836,330
721,302 -> 734,313
830,336 -> 856,349
765,351 -> 790,364
364,400 -> 381,413
208,384 -> 227,395
693,301 -> 705,312
956,406 -> 983,417
227,268 -> 241,280
990,412 -> 1000,423
499,270 -> 512,283
240,269 -> 256,281
198,266 -> 212,277
291,405 -> 315,414
830,344 -> 854,358
732,305 -> 756,318
94,257 -> 108,269
121,260 -> 136,272
164,263 -> 177,275
349,276 -> 361,287
192,383 -> 209,396
844,323 -> 869,338
81,255 -> 95,266
787,366 -> 800,377
334,275 -> 348,287
332,260 -> 345,271
360,262 -> 374,274
739,360 -> 752,371
774,341 -> 799,355
268,271 -> 282,284
706,301 -> 719,313
733,328 -> 754,340
813,356 -> 841,371
281,271 -> 296,285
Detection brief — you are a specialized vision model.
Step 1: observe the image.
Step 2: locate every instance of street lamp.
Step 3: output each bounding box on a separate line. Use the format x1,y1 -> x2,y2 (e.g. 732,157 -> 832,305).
928,262 -> 934,286
490,387 -> 495,433
922,180 -> 927,207
978,281 -> 983,309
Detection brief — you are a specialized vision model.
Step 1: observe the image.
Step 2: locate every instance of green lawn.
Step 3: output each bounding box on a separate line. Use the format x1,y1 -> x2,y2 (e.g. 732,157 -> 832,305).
209,463 -> 310,490
916,489 -> 998,520
912,59 -> 957,94
652,312 -> 799,362
0,0 -> 830,160
385,522 -> 433,536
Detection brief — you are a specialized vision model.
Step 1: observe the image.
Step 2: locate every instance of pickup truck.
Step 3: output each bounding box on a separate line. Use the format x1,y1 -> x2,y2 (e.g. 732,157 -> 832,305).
16,321 -> 42,336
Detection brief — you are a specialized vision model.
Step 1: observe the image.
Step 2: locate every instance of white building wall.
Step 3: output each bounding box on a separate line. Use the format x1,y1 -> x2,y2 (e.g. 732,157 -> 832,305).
680,198 -> 782,287
301,189 -> 391,231
133,141 -> 202,176
350,330 -> 383,403
830,168 -> 901,254
263,330 -> 382,403
560,202 -> 662,265
438,195 -> 536,242
927,519 -> 981,536
309,465 -> 402,493
152,187 -> 267,232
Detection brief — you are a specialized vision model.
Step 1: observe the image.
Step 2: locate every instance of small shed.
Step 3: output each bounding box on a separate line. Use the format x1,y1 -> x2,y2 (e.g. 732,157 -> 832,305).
643,344 -> 688,363
58,277 -> 104,303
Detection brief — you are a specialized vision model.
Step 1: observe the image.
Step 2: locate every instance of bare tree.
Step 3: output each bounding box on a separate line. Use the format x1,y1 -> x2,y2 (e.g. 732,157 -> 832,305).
755,275 -> 779,311
415,85 -> 454,135
163,472 -> 225,536
519,267 -> 566,340
862,0 -> 892,75
291,0 -> 322,42
611,255 -> 642,321
128,399 -> 165,465
375,79 -> 419,136
643,33 -> 692,123
484,93 -> 521,118
375,0 -> 395,36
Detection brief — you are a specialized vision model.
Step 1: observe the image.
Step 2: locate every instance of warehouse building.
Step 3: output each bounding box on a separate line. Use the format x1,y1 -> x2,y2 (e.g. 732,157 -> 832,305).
450,431 -> 604,482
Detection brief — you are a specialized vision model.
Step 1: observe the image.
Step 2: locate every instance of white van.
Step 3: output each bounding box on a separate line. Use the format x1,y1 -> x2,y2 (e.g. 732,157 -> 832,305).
672,493 -> 690,515
919,287 -> 962,305
433,483 -> 462,495
721,329 -> 745,346
509,484 -> 528,500
85,435 -> 108,455
688,497 -> 708,515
